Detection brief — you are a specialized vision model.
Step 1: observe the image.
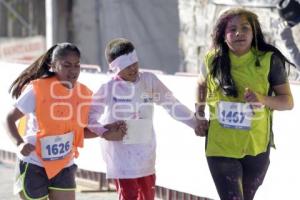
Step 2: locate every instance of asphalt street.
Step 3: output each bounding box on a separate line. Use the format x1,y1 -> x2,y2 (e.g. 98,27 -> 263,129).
0,160 -> 118,200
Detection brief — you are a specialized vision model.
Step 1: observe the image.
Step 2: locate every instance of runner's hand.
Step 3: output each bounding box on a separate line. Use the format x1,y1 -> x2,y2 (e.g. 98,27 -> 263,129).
194,116 -> 208,137
18,143 -> 35,156
244,88 -> 265,109
102,129 -> 126,141
103,121 -> 127,141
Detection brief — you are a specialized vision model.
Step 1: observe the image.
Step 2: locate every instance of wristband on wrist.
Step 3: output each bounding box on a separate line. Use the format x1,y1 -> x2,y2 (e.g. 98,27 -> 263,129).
194,111 -> 205,121
195,103 -> 205,115
197,111 -> 205,116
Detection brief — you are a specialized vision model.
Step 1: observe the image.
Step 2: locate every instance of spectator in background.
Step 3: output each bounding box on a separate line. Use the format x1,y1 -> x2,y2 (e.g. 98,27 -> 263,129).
278,22 -> 300,69
277,0 -> 300,69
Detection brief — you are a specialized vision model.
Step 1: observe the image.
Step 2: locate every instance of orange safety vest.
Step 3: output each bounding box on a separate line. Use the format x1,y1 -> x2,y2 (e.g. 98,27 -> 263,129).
32,76 -> 92,179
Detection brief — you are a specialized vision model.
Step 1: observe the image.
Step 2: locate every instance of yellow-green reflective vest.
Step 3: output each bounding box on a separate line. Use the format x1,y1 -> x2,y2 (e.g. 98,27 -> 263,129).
205,49 -> 272,158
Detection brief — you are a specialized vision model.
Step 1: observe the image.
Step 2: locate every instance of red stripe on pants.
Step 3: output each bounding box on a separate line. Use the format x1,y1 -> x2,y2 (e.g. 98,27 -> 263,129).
114,174 -> 156,200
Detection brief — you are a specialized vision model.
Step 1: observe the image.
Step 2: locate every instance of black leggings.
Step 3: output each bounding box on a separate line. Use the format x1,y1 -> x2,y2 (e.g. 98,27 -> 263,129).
207,147 -> 270,200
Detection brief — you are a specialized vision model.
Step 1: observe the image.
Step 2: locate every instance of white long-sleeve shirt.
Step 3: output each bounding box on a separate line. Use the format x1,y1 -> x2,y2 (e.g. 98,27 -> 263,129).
88,72 -> 197,178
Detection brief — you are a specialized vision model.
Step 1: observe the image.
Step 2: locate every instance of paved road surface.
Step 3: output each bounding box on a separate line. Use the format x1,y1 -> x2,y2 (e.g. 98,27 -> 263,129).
0,161 -> 118,200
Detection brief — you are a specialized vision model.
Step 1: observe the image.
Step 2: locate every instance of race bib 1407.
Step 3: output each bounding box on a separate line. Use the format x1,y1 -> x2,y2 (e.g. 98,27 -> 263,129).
217,101 -> 253,130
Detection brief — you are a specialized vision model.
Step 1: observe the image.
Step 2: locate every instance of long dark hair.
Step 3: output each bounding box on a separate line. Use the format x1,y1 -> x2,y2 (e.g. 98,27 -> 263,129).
211,8 -> 294,97
9,43 -> 80,98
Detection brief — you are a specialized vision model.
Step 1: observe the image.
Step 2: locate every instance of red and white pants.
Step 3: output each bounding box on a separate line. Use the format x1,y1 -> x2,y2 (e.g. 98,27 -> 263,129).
114,174 -> 156,200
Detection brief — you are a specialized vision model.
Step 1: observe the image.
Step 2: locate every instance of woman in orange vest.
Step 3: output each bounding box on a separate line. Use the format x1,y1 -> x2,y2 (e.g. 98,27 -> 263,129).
6,43 -> 125,200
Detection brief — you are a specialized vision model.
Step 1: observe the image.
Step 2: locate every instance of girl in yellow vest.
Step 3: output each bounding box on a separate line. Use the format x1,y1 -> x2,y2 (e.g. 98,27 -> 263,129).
6,43 -> 125,200
195,8 -> 294,200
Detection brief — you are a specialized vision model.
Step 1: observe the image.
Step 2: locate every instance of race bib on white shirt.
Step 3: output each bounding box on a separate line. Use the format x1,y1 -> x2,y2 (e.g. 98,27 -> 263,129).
217,101 -> 253,130
123,119 -> 153,144
40,131 -> 73,161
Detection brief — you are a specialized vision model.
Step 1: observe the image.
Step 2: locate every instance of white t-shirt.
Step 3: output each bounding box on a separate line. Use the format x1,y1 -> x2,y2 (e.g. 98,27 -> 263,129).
88,72 -> 196,178
14,84 -> 73,167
